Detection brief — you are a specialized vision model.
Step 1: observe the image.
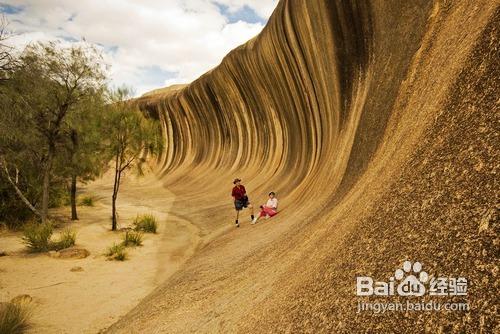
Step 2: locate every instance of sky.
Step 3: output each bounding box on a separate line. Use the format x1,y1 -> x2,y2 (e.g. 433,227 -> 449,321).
0,0 -> 278,96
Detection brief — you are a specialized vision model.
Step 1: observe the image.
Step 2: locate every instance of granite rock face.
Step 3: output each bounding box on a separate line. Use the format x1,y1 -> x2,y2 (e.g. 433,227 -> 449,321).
111,1 -> 498,332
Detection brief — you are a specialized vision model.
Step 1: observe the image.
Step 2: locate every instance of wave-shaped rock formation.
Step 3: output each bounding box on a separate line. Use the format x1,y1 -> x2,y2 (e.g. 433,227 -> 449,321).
110,1 -> 498,332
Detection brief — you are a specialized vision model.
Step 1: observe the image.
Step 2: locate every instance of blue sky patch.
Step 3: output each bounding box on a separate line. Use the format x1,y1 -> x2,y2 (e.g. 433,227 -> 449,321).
60,35 -> 79,42
214,2 -> 266,25
139,65 -> 178,87
0,3 -> 23,14
104,45 -> 119,54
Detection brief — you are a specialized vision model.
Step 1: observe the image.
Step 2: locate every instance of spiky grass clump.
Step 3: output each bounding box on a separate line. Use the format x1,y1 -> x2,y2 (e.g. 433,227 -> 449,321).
79,195 -> 95,207
122,230 -> 143,247
51,228 -> 76,251
22,222 -> 53,252
105,243 -> 127,261
133,214 -> 157,234
0,301 -> 31,334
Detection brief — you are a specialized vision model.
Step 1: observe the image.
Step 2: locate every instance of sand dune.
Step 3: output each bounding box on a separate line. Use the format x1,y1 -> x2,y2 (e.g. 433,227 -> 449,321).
102,0 -> 500,332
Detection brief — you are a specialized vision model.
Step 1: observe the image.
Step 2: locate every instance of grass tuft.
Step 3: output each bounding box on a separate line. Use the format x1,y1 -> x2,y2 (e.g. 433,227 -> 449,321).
133,214 -> 158,234
122,230 -> 143,247
0,301 -> 31,334
21,222 -> 53,253
51,228 -> 76,251
79,195 -> 95,207
105,243 -> 127,261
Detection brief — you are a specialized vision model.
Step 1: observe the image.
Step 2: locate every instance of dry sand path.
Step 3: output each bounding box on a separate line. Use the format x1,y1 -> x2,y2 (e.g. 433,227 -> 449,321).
0,171 -> 201,333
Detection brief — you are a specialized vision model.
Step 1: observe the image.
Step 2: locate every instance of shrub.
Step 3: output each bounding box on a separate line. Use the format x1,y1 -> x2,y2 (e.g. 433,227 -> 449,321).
105,243 -> 127,261
59,190 -> 71,207
133,214 -> 157,233
122,230 -> 143,247
0,301 -> 31,334
22,222 -> 53,252
51,228 -> 76,251
79,195 -> 94,207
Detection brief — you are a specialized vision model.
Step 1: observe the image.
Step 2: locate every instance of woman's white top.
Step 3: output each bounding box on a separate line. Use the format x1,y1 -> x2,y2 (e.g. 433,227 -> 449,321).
266,198 -> 278,210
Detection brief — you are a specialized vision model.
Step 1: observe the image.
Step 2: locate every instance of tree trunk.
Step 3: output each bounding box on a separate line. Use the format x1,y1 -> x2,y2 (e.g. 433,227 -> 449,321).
111,150 -> 123,231
112,192 -> 117,231
1,161 -> 41,217
41,147 -> 54,224
111,162 -> 120,230
69,129 -> 79,221
70,174 -> 78,220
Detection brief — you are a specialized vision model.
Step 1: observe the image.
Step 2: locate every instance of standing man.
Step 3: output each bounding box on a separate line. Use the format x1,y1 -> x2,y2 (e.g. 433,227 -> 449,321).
232,178 -> 254,227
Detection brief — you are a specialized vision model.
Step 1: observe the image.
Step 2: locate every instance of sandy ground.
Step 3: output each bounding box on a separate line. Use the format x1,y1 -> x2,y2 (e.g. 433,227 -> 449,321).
0,170 -> 201,333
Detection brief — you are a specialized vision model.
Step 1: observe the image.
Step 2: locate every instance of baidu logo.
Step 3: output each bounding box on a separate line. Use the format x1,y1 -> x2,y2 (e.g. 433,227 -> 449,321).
395,261 -> 428,296
356,261 -> 467,297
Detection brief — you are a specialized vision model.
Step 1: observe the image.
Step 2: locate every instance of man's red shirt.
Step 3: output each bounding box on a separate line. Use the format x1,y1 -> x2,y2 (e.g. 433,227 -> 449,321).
232,185 -> 246,200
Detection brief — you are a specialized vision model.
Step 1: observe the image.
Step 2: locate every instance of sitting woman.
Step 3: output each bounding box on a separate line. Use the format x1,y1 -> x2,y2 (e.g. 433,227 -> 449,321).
251,192 -> 278,224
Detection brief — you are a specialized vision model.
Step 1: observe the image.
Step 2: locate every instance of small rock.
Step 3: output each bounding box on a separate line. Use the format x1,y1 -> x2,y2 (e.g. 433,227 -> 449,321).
0,251 -> 7,257
478,207 -> 496,233
478,218 -> 489,233
58,248 -> 90,259
11,294 -> 32,304
70,266 -> 84,272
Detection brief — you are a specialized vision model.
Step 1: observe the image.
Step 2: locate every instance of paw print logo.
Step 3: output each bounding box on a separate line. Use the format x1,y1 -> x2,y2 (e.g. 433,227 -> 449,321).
395,261 -> 428,296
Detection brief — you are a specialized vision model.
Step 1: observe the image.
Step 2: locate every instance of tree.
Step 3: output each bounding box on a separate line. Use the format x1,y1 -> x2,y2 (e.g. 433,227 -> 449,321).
106,88 -> 162,231
0,41 -> 106,223
58,93 -> 109,220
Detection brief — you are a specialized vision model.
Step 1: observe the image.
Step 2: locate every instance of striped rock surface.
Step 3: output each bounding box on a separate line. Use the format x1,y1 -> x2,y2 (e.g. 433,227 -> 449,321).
110,1 -> 499,333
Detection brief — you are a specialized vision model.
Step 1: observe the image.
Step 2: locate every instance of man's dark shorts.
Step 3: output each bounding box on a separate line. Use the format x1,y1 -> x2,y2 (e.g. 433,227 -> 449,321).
234,197 -> 249,211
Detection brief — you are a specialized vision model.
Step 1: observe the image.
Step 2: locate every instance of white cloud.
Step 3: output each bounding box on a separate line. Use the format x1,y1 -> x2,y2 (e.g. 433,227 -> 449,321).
2,0 -> 277,96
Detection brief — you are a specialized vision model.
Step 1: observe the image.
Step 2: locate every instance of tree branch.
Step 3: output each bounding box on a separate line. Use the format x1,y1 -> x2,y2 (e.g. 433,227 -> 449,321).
0,158 -> 42,217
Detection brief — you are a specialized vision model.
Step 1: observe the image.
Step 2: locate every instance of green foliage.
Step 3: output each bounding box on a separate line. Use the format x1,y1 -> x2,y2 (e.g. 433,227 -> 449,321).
59,92 -> 110,187
105,88 -> 163,170
122,230 -> 143,247
51,228 -> 76,251
0,41 -> 108,223
133,214 -> 158,234
105,243 -> 127,261
50,185 -> 71,208
0,301 -> 31,334
21,222 -> 53,252
79,195 -> 94,207
106,88 -> 163,230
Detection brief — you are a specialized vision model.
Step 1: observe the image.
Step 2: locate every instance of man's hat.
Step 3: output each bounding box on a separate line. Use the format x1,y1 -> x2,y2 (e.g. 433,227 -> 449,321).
233,178 -> 241,184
